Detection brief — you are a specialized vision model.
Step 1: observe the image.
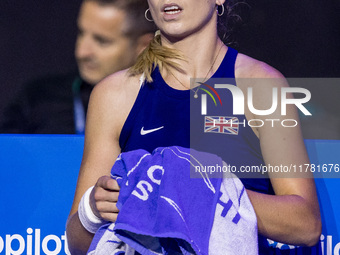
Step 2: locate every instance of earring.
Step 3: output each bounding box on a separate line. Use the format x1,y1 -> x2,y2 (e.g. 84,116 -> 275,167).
217,4 -> 225,16
145,9 -> 153,22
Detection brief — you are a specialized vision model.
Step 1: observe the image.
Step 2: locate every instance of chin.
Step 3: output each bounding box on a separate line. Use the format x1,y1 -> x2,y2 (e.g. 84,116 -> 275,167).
78,66 -> 100,84
80,73 -> 98,86
162,25 -> 197,41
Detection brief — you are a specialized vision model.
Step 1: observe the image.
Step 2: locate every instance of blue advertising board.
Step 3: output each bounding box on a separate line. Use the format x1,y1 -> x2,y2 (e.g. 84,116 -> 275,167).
0,135 -> 339,254
0,135 -> 83,255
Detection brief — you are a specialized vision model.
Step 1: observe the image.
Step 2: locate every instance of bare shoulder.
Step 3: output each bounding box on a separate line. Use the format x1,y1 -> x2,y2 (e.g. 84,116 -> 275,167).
90,69 -> 141,107
86,69 -> 142,139
235,53 -> 285,79
233,52 -> 291,135
234,53 -> 289,98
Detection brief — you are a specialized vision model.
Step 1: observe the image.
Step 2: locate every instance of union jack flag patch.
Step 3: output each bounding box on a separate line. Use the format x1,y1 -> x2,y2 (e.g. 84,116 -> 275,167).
204,116 -> 239,135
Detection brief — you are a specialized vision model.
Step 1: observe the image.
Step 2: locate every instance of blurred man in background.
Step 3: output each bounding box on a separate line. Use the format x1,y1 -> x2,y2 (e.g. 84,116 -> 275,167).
0,0 -> 155,134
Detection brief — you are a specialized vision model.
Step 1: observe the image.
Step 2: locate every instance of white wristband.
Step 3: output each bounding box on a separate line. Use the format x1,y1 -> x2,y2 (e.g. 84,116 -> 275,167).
78,186 -> 104,234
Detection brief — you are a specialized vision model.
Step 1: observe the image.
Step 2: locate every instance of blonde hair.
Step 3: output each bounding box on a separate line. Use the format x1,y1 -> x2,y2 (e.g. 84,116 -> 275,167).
129,32 -> 185,83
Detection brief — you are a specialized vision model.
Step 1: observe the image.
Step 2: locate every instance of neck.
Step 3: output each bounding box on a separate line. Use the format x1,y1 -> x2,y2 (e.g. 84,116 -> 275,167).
161,33 -> 227,90
158,15 -> 227,90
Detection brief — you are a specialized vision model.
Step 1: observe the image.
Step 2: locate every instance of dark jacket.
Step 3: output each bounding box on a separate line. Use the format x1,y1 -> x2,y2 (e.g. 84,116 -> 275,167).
0,72 -> 93,134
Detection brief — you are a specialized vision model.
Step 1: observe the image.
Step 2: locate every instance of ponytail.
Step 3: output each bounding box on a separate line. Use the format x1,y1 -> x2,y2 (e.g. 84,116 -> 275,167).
129,1 -> 241,82
129,31 -> 185,83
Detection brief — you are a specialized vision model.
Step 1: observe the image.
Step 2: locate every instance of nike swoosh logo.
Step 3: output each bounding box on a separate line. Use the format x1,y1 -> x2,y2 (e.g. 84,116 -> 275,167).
140,126 -> 164,135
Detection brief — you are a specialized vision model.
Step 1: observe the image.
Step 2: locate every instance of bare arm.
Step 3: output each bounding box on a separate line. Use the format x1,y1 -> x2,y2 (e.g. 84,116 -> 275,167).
66,71 -> 140,254
236,55 -> 322,246
248,112 -> 321,246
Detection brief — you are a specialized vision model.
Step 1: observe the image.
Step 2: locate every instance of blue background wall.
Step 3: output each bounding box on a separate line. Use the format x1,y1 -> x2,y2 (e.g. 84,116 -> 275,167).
0,135 -> 339,254
0,135 -> 82,255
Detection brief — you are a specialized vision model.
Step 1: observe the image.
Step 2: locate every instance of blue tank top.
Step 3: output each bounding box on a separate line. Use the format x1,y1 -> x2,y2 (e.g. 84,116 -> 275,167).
120,47 -> 273,194
119,47 -> 319,254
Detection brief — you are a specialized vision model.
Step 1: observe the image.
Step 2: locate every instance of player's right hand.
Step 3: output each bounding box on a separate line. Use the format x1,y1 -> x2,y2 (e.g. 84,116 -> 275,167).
90,175 -> 120,222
